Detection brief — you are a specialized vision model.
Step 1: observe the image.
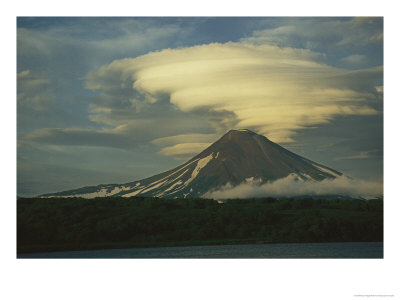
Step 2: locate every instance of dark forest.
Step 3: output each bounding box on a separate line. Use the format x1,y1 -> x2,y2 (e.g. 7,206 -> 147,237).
17,197 -> 383,254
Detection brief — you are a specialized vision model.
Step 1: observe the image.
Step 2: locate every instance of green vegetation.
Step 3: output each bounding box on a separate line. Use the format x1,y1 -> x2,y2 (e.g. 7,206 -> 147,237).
17,196 -> 383,253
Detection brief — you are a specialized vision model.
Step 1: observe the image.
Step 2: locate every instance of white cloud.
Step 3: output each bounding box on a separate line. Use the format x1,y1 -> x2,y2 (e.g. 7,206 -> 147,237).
17,20 -> 191,70
203,174 -> 383,199
340,54 -> 368,67
242,18 -> 383,49
86,42 -> 380,147
23,127 -> 132,148
22,116 -> 214,152
17,70 -> 30,79
334,150 -> 377,160
152,133 -> 218,147
157,143 -> 212,159
152,133 -> 217,158
17,70 -> 52,111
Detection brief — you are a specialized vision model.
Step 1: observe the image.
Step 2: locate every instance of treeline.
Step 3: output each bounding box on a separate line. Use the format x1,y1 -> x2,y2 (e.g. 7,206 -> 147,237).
17,197 -> 383,253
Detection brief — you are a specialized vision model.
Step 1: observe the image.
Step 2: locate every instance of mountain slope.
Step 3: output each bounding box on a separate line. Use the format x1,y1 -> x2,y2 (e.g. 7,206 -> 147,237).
41,129 -> 342,199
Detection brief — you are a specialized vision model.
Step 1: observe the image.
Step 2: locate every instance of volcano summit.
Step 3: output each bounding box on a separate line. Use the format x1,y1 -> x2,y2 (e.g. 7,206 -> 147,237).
41,129 -> 342,199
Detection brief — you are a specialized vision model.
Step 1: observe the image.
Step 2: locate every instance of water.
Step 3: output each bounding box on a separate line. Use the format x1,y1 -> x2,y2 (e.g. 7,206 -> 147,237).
18,242 -> 383,258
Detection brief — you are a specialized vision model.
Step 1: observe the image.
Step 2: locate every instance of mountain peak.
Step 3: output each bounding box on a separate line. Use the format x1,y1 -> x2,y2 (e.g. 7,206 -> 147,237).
209,129 -> 271,153
232,128 -> 253,133
222,129 -> 269,141
41,129 -> 342,199
227,129 -> 256,135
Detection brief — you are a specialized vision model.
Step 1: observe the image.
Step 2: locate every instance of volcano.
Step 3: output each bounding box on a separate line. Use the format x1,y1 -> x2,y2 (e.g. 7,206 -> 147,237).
41,129 -> 342,199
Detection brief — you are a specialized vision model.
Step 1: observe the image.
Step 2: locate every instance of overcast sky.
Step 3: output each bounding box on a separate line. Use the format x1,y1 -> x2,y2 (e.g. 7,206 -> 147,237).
17,17 -> 383,196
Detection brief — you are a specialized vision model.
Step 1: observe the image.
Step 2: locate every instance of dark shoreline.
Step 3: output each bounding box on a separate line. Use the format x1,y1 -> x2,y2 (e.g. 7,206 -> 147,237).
18,241 -> 383,259
18,238 -> 384,255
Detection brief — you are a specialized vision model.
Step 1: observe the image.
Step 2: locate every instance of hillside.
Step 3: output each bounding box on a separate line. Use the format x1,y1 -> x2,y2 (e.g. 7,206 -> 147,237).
40,129 -> 342,199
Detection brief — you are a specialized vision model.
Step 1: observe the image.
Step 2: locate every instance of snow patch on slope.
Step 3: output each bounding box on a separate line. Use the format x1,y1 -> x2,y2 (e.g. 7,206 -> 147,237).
184,153 -> 214,186
245,177 -> 254,183
123,188 -> 145,197
291,173 -> 305,181
141,180 -> 169,194
312,164 -> 340,177
298,172 -> 313,181
124,166 -> 191,198
148,158 -> 200,188
169,169 -> 188,183
58,188 -> 110,199
108,185 -> 133,195
163,180 -> 183,193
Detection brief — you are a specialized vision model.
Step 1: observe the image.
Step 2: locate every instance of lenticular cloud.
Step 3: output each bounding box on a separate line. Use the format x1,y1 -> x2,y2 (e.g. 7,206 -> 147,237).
86,42 -> 380,145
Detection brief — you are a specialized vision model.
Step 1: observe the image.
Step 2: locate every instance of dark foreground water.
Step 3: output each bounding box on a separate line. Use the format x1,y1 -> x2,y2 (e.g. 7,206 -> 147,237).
18,242 -> 383,258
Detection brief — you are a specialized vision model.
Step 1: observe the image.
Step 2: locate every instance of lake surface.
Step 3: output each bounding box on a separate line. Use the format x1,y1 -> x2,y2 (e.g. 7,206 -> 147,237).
18,242 -> 383,258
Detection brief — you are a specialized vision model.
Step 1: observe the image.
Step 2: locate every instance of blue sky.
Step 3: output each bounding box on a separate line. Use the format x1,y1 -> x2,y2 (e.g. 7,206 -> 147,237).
17,17 -> 383,196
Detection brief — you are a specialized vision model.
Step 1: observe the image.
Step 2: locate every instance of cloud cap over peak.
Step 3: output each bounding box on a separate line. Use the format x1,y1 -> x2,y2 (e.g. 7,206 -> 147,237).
86,42 -> 381,143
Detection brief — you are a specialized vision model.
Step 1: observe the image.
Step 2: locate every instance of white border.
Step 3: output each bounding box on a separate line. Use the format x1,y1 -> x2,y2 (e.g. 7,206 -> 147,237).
3,1 -> 399,300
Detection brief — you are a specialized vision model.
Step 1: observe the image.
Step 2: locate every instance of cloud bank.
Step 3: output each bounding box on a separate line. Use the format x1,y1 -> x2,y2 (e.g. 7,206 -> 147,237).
203,174 -> 383,199
242,17 -> 383,52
